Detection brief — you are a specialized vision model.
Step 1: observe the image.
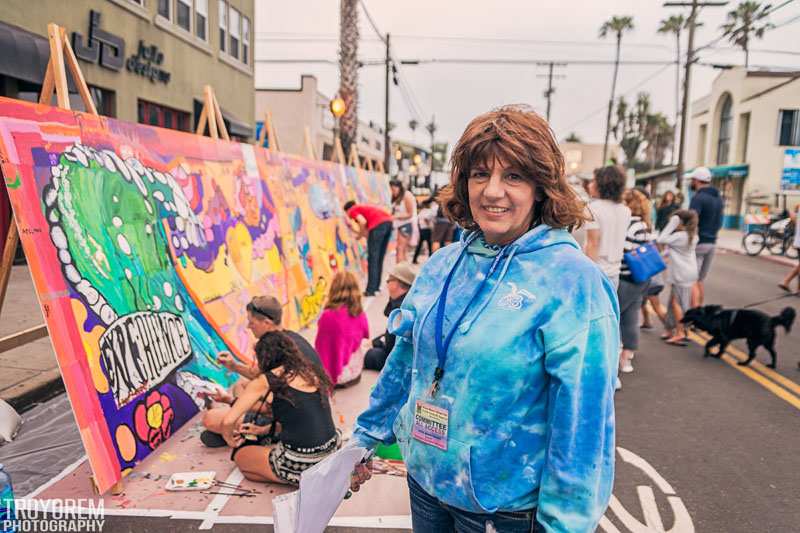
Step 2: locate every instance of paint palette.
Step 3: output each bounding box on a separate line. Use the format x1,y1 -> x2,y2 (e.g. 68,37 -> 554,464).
165,471 -> 217,491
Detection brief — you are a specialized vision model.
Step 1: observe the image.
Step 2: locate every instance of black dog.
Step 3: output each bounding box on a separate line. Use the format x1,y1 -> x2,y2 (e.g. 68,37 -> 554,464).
681,305 -> 795,368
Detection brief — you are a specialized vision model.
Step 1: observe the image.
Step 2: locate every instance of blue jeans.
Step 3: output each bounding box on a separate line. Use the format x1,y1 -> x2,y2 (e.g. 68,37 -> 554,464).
366,221 -> 392,293
408,475 -> 543,533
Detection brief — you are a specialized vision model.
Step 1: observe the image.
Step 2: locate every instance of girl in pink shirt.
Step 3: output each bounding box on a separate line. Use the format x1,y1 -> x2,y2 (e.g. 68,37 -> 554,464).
314,271 -> 370,386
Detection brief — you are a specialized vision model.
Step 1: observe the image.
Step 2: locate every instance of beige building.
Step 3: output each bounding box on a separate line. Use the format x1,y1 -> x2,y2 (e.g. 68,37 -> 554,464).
255,75 -> 384,167
0,0 -> 255,140
560,142 -> 621,179
687,67 -> 800,228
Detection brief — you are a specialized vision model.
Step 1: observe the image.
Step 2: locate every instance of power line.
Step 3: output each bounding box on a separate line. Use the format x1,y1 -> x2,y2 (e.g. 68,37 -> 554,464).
402,58 -> 676,66
696,0 -> 797,52
358,0 -> 387,45
561,64 -> 674,132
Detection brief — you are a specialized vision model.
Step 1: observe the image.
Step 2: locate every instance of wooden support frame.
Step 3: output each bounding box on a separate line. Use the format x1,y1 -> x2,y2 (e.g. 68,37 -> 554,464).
302,126 -> 317,160
256,111 -> 280,151
347,143 -> 362,169
376,159 -> 386,174
332,136 -> 347,165
195,85 -> 229,141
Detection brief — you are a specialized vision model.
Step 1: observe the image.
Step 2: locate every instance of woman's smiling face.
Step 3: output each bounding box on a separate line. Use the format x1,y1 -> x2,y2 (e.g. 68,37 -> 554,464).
467,158 -> 536,246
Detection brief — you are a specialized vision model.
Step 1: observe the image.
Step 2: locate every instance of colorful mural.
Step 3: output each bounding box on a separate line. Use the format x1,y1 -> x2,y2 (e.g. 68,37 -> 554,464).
0,96 -> 390,492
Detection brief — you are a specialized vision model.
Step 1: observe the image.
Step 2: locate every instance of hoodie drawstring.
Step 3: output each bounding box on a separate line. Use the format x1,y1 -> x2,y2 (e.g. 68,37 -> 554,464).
460,244 -> 519,334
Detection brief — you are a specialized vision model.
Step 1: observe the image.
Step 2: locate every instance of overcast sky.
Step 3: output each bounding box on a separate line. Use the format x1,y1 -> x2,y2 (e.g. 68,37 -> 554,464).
254,0 -> 800,153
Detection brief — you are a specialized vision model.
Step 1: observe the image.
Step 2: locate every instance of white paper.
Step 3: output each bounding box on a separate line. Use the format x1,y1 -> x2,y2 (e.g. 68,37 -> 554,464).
271,445 -> 367,533
273,490 -> 300,533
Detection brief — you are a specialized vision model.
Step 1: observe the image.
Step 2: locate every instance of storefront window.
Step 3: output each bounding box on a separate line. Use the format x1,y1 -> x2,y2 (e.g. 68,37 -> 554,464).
242,16 -> 250,65
158,0 -> 171,19
716,94 -> 732,165
218,0 -> 227,53
195,0 -> 208,41
778,110 -> 800,147
229,7 -> 240,60
138,100 -> 190,132
177,0 -> 191,32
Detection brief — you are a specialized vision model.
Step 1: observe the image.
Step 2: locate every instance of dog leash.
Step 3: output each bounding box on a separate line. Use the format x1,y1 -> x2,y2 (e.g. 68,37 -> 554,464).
742,292 -> 798,309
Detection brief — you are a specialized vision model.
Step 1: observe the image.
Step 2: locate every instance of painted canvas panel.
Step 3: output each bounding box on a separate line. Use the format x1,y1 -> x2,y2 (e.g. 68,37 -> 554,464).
0,96 -> 390,492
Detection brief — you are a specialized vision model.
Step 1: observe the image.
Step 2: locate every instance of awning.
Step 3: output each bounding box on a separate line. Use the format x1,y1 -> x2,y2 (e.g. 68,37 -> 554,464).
0,20 -> 77,91
635,165 -> 677,182
221,108 -> 252,139
709,164 -> 748,178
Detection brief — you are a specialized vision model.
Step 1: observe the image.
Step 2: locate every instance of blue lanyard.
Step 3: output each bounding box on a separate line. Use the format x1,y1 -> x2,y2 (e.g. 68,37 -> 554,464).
431,249 -> 505,396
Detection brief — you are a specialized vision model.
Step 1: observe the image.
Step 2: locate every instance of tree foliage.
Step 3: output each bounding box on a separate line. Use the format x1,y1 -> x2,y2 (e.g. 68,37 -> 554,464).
720,1 -> 774,67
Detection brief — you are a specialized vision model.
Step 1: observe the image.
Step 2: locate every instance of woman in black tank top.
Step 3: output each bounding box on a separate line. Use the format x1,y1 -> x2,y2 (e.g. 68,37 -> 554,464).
220,331 -> 340,484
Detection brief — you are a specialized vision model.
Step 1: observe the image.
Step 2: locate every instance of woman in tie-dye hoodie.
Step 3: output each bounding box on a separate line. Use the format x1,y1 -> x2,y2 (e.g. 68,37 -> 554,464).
351,106 -> 620,533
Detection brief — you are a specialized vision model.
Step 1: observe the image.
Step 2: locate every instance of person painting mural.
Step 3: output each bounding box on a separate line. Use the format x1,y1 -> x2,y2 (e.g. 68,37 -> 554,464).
349,106 -> 620,532
343,201 -> 393,297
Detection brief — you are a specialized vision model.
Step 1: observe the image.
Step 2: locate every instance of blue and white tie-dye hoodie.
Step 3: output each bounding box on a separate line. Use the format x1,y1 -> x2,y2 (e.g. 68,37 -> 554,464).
353,224 -> 620,533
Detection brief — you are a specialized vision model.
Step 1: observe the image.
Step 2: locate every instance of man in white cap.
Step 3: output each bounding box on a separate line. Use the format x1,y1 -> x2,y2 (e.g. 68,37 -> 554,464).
687,166 -> 723,307
364,262 -> 417,371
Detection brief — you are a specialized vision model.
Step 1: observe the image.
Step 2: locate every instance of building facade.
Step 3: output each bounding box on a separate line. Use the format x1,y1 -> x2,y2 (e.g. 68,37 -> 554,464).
687,68 -> 800,227
560,142 -> 622,179
255,75 -> 384,168
0,0 -> 255,139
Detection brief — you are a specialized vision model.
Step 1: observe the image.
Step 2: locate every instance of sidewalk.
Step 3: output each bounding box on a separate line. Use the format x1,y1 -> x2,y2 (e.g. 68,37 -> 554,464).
0,265 -> 62,411
716,228 -> 796,267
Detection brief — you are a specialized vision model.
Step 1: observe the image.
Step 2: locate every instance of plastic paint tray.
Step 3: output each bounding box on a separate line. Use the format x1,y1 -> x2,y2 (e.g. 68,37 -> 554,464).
165,471 -> 216,491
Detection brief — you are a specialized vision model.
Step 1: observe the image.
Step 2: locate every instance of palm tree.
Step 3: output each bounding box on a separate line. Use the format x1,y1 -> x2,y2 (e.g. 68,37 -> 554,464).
613,93 -> 650,165
644,113 -> 675,170
338,0 -> 359,156
409,119 -> 418,141
720,1 -> 775,68
599,16 -> 635,164
658,14 -> 688,164
564,132 -> 582,143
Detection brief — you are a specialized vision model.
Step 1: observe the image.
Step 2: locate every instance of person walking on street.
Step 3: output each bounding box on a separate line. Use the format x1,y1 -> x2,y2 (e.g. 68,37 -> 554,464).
779,203 -> 800,293
584,165 -> 632,289
618,189 -> 655,375
413,198 -> 437,264
687,167 -> 723,307
349,106 -> 619,532
390,180 -> 418,264
658,210 -> 699,346
655,191 -> 679,231
344,201 -> 393,297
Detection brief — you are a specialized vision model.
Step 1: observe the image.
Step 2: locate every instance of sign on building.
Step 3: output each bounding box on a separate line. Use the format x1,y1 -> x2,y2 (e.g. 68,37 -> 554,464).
781,148 -> 800,191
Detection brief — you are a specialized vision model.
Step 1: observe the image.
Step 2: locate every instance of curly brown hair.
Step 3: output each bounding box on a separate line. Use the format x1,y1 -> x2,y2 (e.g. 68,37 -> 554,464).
256,331 -> 332,400
593,165 -> 626,203
438,105 -> 587,231
623,189 -> 652,230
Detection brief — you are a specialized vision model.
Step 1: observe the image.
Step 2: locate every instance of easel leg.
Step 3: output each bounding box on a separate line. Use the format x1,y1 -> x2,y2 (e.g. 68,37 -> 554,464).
0,219 -> 19,318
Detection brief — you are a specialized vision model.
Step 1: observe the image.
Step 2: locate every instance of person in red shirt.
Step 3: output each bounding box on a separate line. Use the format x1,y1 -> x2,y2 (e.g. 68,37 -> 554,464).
344,201 -> 392,296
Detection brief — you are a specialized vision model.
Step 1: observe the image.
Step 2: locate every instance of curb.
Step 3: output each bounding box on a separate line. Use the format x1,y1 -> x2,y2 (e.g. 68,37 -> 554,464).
3,370 -> 65,413
717,245 -> 796,267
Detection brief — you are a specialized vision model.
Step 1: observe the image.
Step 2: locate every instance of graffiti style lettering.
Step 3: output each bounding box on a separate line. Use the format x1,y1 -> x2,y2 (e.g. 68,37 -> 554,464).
99,312 -> 192,407
299,278 -> 327,327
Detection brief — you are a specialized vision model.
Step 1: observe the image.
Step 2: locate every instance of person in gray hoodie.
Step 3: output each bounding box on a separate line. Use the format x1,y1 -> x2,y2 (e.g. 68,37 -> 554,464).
657,210 -> 699,346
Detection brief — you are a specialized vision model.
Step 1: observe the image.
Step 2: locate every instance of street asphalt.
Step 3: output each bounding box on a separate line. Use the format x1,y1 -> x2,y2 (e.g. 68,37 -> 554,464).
7,250 -> 800,532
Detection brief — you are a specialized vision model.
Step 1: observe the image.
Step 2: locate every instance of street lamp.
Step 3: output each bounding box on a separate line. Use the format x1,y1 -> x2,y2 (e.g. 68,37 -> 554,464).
329,96 -> 346,157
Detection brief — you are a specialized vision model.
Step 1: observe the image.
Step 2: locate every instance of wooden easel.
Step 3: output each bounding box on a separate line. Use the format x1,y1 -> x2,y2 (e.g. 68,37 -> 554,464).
0,23 -> 97,345
348,143 -> 363,169
302,126 -> 317,159
331,136 -> 347,165
376,159 -> 386,174
256,110 -> 280,151
195,85 -> 229,140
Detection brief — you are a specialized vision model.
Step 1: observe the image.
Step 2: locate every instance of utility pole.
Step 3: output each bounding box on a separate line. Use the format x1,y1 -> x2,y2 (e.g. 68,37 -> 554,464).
384,33 -> 391,175
537,62 -> 566,124
664,1 -> 728,189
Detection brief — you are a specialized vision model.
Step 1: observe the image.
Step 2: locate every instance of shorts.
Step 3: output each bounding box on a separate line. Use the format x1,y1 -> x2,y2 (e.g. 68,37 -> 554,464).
397,222 -> 413,237
695,243 -> 716,281
268,432 -> 341,484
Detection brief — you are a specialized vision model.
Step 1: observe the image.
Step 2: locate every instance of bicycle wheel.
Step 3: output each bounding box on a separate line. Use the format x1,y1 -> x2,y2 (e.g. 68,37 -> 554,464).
767,232 -> 786,255
742,231 -> 766,256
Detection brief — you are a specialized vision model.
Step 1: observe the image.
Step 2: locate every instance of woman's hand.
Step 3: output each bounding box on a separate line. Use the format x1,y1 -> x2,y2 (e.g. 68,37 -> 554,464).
222,426 -> 244,448
349,460 -> 373,494
199,389 -> 234,405
238,421 -> 271,437
217,351 -> 236,370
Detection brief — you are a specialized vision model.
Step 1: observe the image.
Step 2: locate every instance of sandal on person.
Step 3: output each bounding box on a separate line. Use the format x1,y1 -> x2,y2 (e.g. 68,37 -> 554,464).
779,283 -> 792,293
660,332 -> 672,340
200,430 -> 227,448
640,324 -> 654,330
665,337 -> 689,347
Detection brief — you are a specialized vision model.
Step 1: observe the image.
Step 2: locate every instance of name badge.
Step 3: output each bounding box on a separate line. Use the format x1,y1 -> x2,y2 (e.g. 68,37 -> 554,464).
412,400 -> 449,450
